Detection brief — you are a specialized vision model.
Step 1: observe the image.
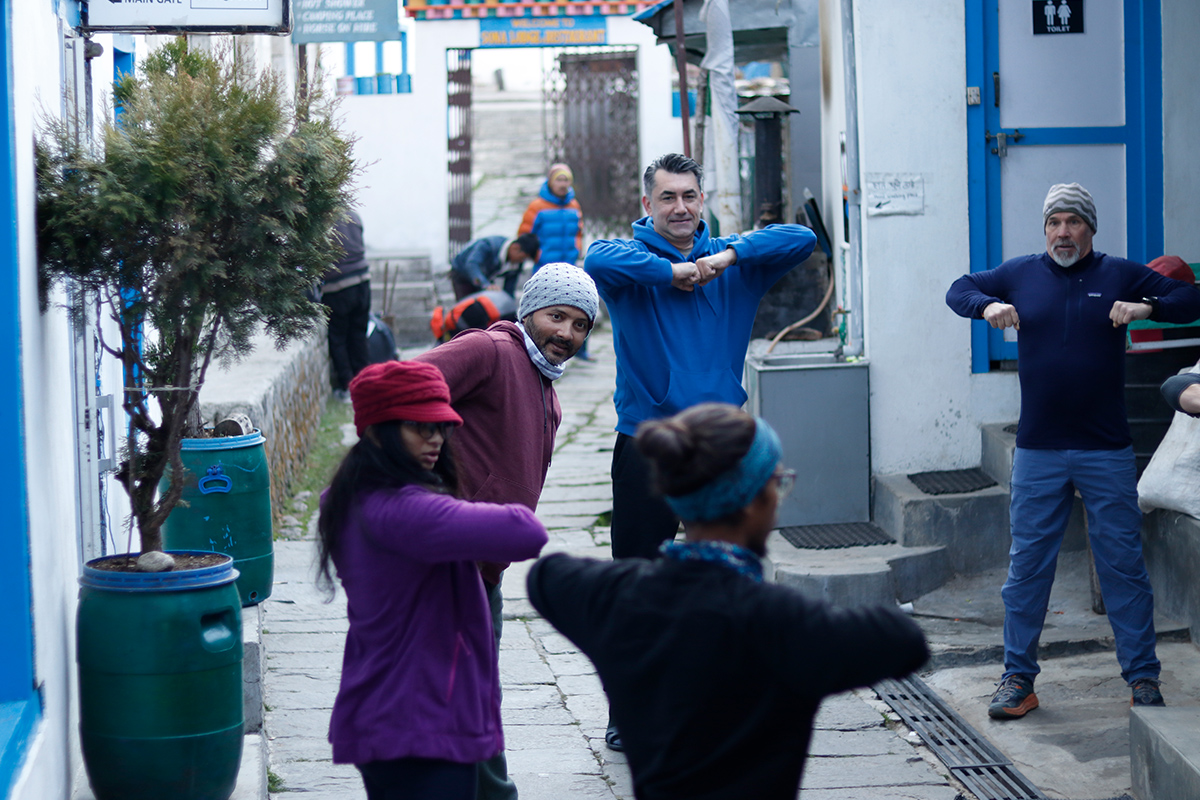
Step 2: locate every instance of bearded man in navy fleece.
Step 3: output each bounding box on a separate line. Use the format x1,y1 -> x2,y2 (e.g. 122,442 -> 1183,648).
946,183 -> 1200,718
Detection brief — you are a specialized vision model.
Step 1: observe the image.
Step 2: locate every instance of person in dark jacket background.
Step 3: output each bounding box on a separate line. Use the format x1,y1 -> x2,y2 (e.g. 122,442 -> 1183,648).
322,209 -> 371,400
450,233 -> 539,300
946,182 -> 1200,717
527,403 -> 929,800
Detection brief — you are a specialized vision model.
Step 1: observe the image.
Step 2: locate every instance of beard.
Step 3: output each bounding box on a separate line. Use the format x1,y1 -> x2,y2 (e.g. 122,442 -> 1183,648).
526,320 -> 579,365
1049,239 -> 1081,267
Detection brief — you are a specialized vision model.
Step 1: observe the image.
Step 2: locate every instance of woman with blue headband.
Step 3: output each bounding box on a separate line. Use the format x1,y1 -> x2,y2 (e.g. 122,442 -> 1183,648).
527,403 -> 929,800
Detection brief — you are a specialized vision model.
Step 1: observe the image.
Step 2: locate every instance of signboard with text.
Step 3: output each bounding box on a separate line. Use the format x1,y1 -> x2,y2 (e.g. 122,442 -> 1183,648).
479,16 -> 607,48
85,0 -> 289,33
1032,0 -> 1083,35
292,0 -> 401,44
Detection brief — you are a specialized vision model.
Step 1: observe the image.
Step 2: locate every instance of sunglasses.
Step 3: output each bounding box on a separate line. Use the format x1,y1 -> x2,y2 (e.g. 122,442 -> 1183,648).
401,421 -> 457,441
772,468 -> 797,499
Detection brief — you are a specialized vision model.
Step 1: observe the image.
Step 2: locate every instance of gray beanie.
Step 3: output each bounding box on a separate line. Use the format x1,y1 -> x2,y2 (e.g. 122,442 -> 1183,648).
1043,182 -> 1097,232
517,263 -> 599,323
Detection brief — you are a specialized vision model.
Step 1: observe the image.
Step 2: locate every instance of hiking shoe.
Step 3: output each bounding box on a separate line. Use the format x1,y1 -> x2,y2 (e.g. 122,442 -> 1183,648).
1130,678 -> 1165,707
988,675 -> 1039,719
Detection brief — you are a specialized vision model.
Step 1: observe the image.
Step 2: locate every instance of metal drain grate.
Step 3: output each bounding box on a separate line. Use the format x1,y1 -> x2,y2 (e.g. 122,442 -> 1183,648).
777,522 -> 894,549
875,674 -> 1047,800
907,467 -> 998,495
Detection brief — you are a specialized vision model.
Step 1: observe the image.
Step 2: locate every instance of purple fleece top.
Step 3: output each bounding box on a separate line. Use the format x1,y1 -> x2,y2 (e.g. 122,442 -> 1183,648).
326,485 -> 548,765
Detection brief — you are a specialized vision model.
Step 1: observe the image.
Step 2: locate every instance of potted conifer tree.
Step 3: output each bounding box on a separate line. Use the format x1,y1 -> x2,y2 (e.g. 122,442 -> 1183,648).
36,39 -> 354,800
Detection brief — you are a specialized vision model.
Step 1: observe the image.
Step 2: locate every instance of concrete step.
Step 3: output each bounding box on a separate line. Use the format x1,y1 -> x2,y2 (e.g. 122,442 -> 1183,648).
1144,509 -> 1200,644
980,421 -> 1016,488
912,549 -> 1191,670
766,532 -> 950,607
1131,706 -> 1200,800
873,468 -> 1088,576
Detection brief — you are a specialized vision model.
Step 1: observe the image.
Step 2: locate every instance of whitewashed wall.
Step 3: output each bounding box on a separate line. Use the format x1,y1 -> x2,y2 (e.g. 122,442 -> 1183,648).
822,0 -> 1019,476
326,16 -> 678,270
10,4 -> 96,797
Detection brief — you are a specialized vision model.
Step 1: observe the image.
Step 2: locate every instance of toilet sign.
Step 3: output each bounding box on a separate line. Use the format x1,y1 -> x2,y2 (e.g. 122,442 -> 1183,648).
85,0 -> 289,33
1033,0 -> 1084,35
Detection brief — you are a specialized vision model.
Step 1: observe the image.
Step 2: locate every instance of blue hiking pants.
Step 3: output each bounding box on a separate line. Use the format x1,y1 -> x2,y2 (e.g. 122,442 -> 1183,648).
1003,447 -> 1160,685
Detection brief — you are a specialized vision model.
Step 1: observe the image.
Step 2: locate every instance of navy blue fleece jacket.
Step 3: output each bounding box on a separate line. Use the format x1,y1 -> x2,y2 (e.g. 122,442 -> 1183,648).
946,251 -> 1200,449
585,219 -> 816,435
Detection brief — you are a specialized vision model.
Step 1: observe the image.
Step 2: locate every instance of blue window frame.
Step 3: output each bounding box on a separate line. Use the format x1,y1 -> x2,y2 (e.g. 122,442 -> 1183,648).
0,0 -> 40,794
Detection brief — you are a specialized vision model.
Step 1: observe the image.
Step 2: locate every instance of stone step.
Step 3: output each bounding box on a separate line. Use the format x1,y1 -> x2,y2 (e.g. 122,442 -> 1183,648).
1131,706 -> 1200,800
367,251 -> 434,284
766,532 -> 950,607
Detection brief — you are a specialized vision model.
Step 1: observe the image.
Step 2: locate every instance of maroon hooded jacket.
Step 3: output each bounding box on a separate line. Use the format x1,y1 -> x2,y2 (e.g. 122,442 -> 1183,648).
414,321 -> 561,584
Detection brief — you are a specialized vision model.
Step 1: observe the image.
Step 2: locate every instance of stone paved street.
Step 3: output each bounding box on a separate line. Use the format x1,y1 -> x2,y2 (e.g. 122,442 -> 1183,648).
260,327 -> 964,800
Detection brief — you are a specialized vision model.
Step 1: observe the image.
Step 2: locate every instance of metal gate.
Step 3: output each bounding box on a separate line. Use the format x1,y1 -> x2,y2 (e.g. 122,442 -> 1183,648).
447,48 -> 472,262
543,46 -> 640,241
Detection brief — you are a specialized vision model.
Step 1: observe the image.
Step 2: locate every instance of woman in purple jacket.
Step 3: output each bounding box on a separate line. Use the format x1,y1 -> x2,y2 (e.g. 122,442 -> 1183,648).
317,360 -> 548,800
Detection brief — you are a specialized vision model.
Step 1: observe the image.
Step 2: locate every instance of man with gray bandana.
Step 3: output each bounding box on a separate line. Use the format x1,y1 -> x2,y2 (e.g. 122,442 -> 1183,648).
946,183 -> 1200,718
414,262 -> 599,800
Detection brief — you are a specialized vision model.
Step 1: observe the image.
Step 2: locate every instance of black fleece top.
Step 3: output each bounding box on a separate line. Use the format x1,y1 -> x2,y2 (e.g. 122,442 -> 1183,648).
946,251 -> 1200,449
527,553 -> 929,800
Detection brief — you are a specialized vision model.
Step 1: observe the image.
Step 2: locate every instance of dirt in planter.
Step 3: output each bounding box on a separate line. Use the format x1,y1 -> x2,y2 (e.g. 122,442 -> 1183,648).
89,553 -> 230,572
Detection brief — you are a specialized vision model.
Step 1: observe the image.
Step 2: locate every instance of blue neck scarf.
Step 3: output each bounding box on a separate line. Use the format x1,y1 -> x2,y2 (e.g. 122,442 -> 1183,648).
664,419 -> 782,521
660,540 -> 764,583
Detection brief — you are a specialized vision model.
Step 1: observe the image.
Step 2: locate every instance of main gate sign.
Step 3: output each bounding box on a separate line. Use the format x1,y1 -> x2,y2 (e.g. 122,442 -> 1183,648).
85,0 -> 289,33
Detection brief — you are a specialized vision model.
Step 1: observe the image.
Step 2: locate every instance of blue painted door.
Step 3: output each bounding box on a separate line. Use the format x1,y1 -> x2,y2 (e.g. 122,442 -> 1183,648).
966,0 -> 1162,371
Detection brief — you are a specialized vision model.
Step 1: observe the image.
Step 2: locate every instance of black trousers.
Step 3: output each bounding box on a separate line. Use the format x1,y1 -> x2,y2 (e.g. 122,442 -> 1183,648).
357,756 -> 476,800
323,281 -> 371,391
610,432 -> 680,560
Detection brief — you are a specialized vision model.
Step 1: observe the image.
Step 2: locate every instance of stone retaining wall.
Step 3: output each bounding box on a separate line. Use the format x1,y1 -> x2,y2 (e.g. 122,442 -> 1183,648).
198,326 -> 330,521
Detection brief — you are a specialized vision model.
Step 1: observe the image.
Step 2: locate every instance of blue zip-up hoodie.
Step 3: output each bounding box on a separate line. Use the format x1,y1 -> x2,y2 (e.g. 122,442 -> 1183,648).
946,251 -> 1200,449
586,218 -> 816,435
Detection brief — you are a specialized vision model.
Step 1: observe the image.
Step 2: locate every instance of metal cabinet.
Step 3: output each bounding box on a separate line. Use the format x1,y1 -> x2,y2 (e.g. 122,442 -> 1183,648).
744,353 -> 870,526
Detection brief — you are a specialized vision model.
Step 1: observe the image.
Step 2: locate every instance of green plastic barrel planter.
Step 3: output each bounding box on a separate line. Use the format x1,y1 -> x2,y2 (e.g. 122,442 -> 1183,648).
162,430 -> 273,605
77,552 -> 243,800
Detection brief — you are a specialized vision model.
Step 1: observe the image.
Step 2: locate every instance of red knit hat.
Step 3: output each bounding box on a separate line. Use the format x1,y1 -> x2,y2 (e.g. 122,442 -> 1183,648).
349,361 -> 463,436
1148,255 -> 1195,285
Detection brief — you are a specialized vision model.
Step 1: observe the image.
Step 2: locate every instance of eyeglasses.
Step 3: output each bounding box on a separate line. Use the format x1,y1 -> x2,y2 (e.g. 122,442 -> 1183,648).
402,421 -> 456,441
772,468 -> 796,499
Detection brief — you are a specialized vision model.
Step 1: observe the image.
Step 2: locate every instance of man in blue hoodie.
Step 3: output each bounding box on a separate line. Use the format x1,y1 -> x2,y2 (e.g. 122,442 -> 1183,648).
947,182 -> 1200,719
584,153 -> 815,748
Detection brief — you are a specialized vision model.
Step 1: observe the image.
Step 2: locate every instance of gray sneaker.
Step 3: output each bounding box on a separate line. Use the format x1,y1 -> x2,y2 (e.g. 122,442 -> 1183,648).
988,675 -> 1038,719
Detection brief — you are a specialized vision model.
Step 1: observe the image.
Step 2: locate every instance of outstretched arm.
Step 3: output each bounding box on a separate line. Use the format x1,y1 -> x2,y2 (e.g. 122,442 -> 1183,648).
1162,373 -> 1200,417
